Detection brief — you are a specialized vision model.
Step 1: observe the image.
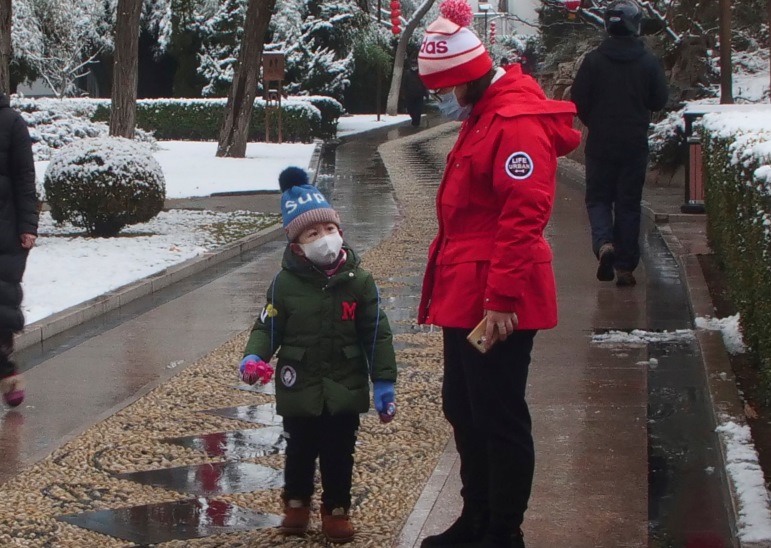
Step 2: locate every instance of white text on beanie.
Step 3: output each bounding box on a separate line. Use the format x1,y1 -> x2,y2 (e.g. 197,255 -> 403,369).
418,0 -> 493,90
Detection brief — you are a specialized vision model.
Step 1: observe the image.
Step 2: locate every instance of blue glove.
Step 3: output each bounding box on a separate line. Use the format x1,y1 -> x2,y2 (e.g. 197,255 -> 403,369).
373,380 -> 395,414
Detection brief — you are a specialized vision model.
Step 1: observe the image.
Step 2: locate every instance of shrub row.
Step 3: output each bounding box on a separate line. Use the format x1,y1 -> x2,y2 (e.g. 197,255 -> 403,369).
88,96 -> 344,142
701,115 -> 771,395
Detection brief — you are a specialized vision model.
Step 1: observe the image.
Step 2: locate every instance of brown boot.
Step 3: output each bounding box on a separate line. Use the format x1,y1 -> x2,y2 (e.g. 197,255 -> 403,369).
615,270 -> 637,287
596,243 -> 615,282
280,499 -> 310,535
321,505 -> 355,544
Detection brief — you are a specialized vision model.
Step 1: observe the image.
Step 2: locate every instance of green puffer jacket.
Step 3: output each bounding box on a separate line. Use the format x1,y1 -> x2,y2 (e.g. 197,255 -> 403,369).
243,244 -> 397,417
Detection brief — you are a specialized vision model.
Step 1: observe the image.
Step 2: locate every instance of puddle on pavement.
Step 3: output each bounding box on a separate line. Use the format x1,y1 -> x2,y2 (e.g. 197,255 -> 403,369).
115,462 -> 282,496
57,499 -> 280,545
204,403 -> 281,427
163,427 -> 286,459
642,223 -> 734,546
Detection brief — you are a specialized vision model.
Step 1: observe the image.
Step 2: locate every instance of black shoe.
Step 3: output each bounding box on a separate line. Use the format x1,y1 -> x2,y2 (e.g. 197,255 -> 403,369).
420,511 -> 488,546
479,528 -> 525,548
596,243 -> 615,282
615,270 -> 637,287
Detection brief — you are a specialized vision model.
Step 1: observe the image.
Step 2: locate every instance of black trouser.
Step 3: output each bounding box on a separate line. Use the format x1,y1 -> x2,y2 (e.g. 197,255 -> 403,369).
442,328 -> 537,532
282,410 -> 359,510
0,330 -> 15,379
406,98 -> 424,126
585,154 -> 648,272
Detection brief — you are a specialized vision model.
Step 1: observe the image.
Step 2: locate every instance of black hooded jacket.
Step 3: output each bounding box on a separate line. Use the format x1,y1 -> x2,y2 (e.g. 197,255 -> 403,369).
570,36 -> 669,159
0,94 -> 38,332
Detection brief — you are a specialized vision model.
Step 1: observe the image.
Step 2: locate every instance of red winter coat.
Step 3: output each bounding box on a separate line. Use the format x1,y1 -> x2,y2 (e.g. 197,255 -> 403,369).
417,65 -> 581,330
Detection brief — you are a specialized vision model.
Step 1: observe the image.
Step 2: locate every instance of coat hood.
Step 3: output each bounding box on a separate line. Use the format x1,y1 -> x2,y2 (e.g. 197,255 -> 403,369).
0,94 -> 10,109
598,36 -> 646,62
472,64 -> 580,157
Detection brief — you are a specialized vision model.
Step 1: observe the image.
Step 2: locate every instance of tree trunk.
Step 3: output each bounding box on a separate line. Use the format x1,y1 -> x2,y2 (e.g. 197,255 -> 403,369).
718,0 -> 733,104
386,0 -> 437,116
217,0 -> 277,158
0,0 -> 11,95
110,0 -> 143,138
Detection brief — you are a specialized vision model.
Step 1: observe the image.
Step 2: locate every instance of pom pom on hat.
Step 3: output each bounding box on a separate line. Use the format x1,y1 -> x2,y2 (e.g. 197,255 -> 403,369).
278,166 -> 340,241
418,0 -> 492,90
279,166 -> 309,192
440,0 -> 473,27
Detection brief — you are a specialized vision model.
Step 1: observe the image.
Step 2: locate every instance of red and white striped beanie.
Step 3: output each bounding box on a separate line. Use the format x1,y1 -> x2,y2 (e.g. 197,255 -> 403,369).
418,0 -> 493,90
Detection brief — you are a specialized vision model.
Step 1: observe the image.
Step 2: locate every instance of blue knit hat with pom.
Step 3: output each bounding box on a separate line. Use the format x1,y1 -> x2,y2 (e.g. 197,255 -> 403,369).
279,167 -> 340,241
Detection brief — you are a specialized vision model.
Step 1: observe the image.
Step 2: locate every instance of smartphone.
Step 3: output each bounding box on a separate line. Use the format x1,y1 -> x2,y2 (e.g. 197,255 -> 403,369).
466,317 -> 498,354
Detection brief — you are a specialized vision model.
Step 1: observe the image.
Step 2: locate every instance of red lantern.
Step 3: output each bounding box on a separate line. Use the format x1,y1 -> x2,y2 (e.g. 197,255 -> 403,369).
564,0 -> 580,19
391,25 -> 401,34
391,9 -> 401,17
489,21 -> 496,45
390,0 -> 400,9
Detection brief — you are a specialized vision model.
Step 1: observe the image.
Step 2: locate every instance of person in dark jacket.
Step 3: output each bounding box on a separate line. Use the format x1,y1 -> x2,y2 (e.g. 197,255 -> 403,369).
402,59 -> 429,126
570,0 -> 668,287
238,167 -> 397,544
0,94 -> 38,408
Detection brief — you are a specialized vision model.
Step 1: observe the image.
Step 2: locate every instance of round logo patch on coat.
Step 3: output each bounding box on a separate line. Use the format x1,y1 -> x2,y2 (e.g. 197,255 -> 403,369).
280,365 -> 297,387
505,152 -> 534,180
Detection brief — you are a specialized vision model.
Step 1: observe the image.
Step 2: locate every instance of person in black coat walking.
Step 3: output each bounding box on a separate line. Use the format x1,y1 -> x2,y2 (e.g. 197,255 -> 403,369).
570,0 -> 668,287
0,93 -> 38,408
402,60 -> 429,127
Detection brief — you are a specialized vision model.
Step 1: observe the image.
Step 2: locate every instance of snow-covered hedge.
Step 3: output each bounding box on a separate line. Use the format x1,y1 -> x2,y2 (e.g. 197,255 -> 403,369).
11,96 -> 157,161
700,110 -> 771,389
89,96 -> 344,141
44,138 -> 166,238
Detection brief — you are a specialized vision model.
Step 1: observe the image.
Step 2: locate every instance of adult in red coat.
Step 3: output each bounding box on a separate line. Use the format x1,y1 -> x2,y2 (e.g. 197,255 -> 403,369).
417,2 -> 580,547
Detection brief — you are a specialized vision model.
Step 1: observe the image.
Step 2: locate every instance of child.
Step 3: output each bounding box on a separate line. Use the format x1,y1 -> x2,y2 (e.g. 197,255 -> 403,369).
239,167 -> 397,544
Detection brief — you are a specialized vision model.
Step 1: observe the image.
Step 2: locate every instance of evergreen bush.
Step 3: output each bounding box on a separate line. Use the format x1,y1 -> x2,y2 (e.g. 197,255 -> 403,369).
44,138 -> 166,238
701,119 -> 771,397
91,97 -> 342,141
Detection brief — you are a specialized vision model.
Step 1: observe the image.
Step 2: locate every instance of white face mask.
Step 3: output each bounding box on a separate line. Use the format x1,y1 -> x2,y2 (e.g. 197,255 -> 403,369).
299,232 -> 344,266
436,88 -> 472,121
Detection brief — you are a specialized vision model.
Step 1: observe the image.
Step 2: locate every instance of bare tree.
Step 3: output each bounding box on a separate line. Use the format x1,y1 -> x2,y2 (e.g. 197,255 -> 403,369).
217,0 -> 277,158
110,0 -> 143,138
386,0 -> 437,116
0,0 -> 10,95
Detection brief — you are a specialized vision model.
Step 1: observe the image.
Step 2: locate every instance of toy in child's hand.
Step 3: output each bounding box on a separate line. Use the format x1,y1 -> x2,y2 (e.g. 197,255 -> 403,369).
240,355 -> 274,385
379,401 -> 397,424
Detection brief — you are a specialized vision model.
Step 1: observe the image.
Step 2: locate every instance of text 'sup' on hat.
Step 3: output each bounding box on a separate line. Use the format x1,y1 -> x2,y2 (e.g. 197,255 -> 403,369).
418,0 -> 493,90
279,167 -> 340,242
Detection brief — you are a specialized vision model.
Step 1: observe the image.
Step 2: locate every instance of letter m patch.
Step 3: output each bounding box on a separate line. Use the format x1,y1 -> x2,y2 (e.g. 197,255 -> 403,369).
341,301 -> 357,321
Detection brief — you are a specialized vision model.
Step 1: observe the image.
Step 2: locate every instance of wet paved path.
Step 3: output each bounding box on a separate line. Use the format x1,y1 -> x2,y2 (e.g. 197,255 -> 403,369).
0,122 -> 420,487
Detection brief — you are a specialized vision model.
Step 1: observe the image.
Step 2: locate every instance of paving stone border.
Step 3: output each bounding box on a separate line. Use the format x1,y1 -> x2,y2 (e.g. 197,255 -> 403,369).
15,141 -> 325,352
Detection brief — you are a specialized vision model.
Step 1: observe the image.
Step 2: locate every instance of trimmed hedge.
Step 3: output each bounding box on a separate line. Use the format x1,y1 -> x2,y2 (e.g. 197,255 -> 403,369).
90,96 -> 344,142
701,116 -> 771,395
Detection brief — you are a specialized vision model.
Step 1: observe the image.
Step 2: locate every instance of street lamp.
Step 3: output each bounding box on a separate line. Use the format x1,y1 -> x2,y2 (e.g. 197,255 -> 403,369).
479,1 -> 491,42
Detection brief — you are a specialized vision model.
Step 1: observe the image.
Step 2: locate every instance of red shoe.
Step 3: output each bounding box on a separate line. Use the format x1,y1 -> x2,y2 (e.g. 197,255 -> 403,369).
321,505 -> 355,544
1,375 -> 24,407
280,499 -> 310,535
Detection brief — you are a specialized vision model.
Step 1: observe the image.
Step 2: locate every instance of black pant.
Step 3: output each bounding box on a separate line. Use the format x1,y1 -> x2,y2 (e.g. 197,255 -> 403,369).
585,154 -> 648,272
282,410 -> 359,510
442,328 -> 536,532
406,98 -> 424,126
0,330 -> 14,379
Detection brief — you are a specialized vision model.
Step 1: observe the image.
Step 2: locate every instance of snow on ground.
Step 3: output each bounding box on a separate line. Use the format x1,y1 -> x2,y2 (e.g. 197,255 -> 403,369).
696,314 -> 747,355
715,420 -> 771,542
337,114 -> 411,137
24,114 -> 413,325
24,210 -> 276,325
591,329 -> 695,345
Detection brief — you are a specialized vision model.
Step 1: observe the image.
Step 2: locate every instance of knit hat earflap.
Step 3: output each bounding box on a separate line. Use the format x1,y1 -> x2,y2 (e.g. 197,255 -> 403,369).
279,167 -> 340,242
418,0 -> 493,90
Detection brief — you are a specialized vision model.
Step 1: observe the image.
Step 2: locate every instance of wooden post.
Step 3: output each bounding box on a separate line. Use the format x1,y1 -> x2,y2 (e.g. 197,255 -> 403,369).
0,0 -> 11,95
719,0 -> 733,104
